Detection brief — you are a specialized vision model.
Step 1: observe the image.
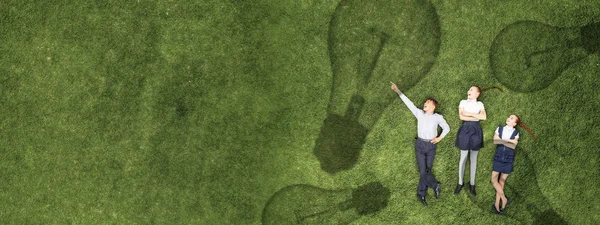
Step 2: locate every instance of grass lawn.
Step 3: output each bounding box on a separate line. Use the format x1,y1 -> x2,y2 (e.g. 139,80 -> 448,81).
1,0 -> 599,224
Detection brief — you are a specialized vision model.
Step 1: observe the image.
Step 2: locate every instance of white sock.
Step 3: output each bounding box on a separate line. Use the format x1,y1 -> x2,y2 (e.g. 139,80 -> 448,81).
470,150 -> 479,185
458,150 -> 469,185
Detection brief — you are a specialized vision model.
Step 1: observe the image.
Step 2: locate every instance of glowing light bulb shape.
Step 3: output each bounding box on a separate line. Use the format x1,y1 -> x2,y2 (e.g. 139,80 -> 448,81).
262,182 -> 391,225
315,0 -> 441,174
490,20 -> 600,92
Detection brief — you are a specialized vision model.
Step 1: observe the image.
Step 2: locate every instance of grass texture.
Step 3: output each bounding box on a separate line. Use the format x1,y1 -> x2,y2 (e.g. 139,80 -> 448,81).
0,0 -> 599,224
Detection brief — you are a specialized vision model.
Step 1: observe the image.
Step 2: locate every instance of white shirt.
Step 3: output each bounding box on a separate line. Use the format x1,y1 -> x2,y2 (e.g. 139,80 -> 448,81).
495,126 -> 520,140
399,94 -> 450,140
459,99 -> 485,121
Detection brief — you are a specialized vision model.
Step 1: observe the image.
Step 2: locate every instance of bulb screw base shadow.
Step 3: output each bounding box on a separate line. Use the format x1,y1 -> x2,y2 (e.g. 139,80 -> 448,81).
581,22 -> 600,54
313,113 -> 369,174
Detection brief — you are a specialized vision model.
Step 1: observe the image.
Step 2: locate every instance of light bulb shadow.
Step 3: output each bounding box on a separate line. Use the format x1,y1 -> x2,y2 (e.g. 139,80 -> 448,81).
315,0 -> 441,174
469,139 -> 566,224
490,20 -> 600,93
262,181 -> 391,225
506,150 -> 567,224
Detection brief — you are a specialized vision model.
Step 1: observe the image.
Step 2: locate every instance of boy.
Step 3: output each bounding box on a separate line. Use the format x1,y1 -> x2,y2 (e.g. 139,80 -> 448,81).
391,82 -> 450,206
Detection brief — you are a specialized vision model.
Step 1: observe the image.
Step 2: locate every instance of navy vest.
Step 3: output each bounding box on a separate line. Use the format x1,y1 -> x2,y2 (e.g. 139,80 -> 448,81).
494,126 -> 519,162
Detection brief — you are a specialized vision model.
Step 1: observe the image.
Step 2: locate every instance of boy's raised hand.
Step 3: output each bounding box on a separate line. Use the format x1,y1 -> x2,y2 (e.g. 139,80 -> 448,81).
390,82 -> 401,94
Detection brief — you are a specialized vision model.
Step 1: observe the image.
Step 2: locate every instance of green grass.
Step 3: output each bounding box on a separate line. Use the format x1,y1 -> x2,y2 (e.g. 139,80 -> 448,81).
1,0 -> 599,224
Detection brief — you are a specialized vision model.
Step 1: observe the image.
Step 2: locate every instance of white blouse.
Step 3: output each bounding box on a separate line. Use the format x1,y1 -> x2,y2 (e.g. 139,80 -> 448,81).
459,99 -> 484,121
495,126 -> 520,140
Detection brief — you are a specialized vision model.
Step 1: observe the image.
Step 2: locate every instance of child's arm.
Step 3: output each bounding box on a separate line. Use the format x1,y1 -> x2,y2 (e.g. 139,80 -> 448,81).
431,116 -> 450,144
391,82 -> 420,118
462,109 -> 487,120
493,133 -> 518,149
459,107 -> 476,121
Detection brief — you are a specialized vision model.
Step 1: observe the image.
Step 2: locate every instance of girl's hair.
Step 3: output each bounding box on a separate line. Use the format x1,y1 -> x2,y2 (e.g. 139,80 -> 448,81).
473,85 -> 504,93
514,115 -> 538,142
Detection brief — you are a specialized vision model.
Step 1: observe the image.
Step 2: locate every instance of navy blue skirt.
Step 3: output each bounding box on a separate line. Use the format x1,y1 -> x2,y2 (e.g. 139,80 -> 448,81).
493,160 -> 514,174
455,121 -> 484,151
492,148 -> 515,174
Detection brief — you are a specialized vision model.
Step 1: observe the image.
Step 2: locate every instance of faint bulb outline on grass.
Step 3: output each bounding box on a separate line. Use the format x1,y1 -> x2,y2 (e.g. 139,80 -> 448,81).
262,182 -> 391,225
490,20 -> 600,93
489,148 -> 566,224
487,18 -> 600,222
314,0 -> 441,174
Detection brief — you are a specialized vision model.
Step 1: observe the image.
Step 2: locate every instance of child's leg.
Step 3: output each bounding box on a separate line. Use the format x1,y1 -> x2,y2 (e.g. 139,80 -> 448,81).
458,150 -> 469,185
499,174 -> 509,208
491,171 -> 501,211
469,150 -> 479,185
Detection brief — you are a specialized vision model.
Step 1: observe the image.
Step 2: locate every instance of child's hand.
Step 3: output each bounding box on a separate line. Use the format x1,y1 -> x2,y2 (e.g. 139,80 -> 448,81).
390,82 -> 401,94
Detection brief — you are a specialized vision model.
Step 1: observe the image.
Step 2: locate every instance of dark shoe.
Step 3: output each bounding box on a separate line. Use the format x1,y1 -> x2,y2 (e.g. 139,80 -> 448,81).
492,204 -> 502,215
417,194 -> 428,206
454,184 -> 463,195
469,184 -> 476,196
501,198 -> 511,212
434,183 -> 441,199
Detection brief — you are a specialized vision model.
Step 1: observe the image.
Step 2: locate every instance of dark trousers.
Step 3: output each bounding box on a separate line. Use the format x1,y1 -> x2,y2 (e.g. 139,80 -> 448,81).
416,139 -> 438,196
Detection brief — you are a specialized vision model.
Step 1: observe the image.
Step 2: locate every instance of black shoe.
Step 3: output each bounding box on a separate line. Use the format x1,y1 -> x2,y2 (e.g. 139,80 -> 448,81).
469,184 -> 476,196
492,204 -> 502,215
417,194 -> 428,206
434,183 -> 441,199
454,184 -> 463,195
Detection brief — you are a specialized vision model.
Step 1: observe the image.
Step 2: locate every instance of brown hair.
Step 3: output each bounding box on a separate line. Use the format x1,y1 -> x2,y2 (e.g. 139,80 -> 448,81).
514,115 -> 538,142
426,97 -> 439,108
